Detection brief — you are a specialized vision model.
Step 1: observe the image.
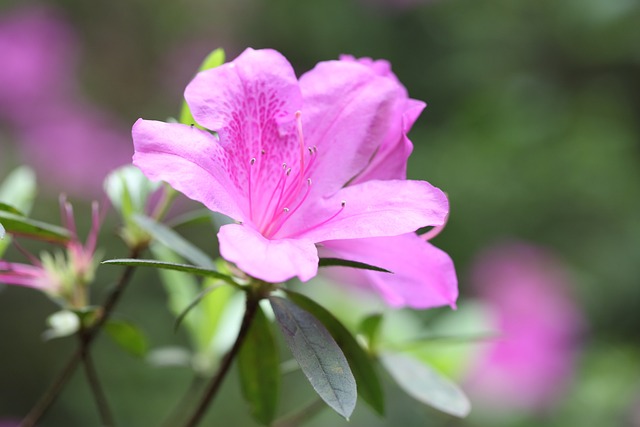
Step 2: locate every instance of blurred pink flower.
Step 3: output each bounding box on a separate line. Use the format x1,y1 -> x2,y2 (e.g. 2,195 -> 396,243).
319,55 -> 458,309
133,48 -> 449,283
0,5 -> 130,198
464,242 -> 584,412
0,5 -> 76,124
18,102 -> 131,197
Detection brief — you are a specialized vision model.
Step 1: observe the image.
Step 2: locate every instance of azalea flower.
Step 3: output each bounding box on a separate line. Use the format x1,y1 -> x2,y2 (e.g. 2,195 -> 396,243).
0,197 -> 102,307
464,242 -> 584,412
318,55 -> 458,309
133,48 -> 449,284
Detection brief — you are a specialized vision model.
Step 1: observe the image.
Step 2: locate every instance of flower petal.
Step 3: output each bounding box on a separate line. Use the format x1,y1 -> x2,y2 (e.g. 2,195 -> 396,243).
132,119 -> 245,221
218,223 -> 319,283
184,48 -> 308,224
299,59 -> 409,196
280,179 -> 448,242
353,98 -> 426,183
320,234 -> 458,309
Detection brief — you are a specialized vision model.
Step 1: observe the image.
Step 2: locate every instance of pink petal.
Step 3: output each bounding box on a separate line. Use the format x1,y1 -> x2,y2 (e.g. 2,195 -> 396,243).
218,223 -> 319,283
0,261 -> 46,290
280,179 -> 448,242
132,119 -> 245,221
184,49 -> 309,222
320,234 -> 458,309
299,59 -> 409,196
353,98 -> 426,183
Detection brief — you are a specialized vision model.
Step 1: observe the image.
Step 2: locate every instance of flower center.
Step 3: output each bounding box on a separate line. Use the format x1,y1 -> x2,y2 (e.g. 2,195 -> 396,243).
246,111 -> 345,240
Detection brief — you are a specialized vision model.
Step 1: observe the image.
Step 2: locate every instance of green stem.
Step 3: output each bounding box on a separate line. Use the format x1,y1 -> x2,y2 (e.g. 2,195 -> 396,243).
179,292 -> 261,427
21,247 -> 143,427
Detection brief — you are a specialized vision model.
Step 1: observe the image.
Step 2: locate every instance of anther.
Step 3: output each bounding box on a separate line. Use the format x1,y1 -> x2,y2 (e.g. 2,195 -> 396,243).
308,147 -> 314,155
261,149 -> 266,155
282,163 -> 287,169
286,168 -> 292,176
307,178 -> 312,185
250,157 -> 256,165
341,200 -> 346,208
283,207 -> 290,213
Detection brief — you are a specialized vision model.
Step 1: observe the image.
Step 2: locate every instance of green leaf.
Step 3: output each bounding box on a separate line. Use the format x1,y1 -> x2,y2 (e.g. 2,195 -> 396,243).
285,291 -> 385,415
0,202 -> 24,216
269,296 -> 357,420
0,166 -> 37,214
179,48 -> 225,126
133,214 -> 215,269
101,258 -> 235,284
0,210 -> 70,242
318,257 -> 392,274
173,282 -> 226,332
104,165 -> 161,216
238,304 -> 280,425
380,352 -> 470,418
358,313 -> 384,353
0,222 -> 4,240
105,319 -> 149,358
150,245 -> 237,356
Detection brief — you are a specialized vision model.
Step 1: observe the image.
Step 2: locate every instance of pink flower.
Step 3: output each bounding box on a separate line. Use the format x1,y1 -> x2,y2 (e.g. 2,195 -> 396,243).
318,56 -> 458,309
464,242 -> 584,412
133,48 -> 449,283
0,197 -> 102,306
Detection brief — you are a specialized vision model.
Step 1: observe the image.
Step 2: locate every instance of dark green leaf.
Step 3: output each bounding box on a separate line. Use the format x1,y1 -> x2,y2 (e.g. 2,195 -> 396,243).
358,313 -> 384,353
380,352 -> 470,418
133,214 -> 215,268
269,296 -> 356,419
318,258 -> 392,274
101,258 -> 235,284
0,210 -> 70,242
285,291 -> 385,415
105,320 -> 149,358
238,305 -> 280,425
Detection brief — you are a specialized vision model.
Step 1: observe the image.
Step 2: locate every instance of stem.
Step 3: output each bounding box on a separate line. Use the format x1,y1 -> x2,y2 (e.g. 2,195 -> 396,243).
152,185 -> 178,221
21,247 -> 143,427
273,398 -> 326,427
79,330 -> 116,426
180,293 -> 261,427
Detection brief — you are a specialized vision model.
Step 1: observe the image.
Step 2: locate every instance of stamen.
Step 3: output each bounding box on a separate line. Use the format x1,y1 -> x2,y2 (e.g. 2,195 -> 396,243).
250,157 -> 256,165
283,208 -> 290,212
284,200 -> 347,239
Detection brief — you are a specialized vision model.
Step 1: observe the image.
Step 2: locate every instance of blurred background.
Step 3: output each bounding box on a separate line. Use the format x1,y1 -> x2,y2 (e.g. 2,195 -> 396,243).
1,0 -> 639,425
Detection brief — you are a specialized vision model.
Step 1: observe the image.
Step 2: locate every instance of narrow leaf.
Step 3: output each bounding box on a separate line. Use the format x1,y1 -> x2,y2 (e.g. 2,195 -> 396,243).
0,202 -> 24,216
318,257 -> 392,274
174,283 -> 225,332
358,313 -> 384,352
0,210 -> 70,242
380,352 -> 471,418
0,222 -> 4,240
286,291 -> 385,415
105,320 -> 149,358
101,258 -> 235,284
133,214 -> 215,268
269,296 -> 356,419
238,305 -> 280,425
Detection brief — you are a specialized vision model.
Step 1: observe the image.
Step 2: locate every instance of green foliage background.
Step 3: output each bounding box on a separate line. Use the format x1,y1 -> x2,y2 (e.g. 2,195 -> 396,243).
0,0 -> 639,425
